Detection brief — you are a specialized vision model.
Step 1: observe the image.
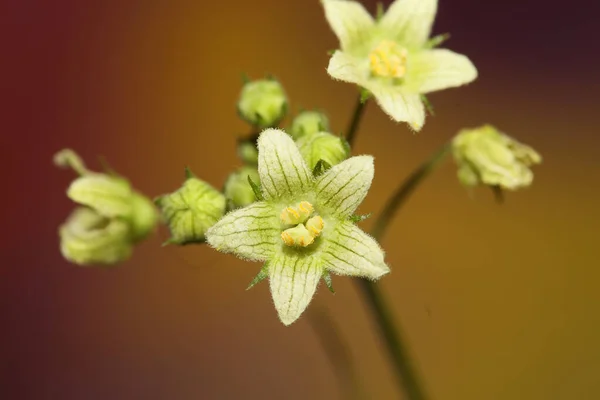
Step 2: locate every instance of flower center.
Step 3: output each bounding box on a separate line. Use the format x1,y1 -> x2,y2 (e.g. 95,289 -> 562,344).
369,40 -> 408,79
279,201 -> 324,248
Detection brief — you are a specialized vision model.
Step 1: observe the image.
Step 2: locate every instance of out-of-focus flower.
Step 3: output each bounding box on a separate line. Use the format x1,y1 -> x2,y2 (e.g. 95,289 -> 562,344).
323,0 -> 477,131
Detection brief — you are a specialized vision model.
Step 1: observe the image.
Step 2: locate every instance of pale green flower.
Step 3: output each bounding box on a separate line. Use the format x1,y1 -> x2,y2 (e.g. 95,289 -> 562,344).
323,0 -> 477,131
289,110 -> 330,140
206,129 -> 389,325
155,169 -> 226,244
237,78 -> 288,128
224,166 -> 261,209
452,125 -> 542,190
296,131 -> 349,170
59,207 -> 132,265
54,149 -> 158,265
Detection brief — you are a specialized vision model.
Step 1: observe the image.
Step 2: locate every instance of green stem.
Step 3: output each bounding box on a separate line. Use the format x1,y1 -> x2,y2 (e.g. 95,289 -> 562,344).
307,303 -> 365,400
370,143 -> 452,241
356,280 -> 426,400
345,94 -> 368,147
358,143 -> 451,400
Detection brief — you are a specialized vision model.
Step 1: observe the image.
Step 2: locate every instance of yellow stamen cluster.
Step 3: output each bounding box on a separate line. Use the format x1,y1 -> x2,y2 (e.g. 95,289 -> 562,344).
280,201 -> 324,248
369,40 -> 408,79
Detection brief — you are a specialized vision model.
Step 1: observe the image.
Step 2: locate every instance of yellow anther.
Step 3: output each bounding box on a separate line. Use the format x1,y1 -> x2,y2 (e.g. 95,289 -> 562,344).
281,224 -> 315,247
281,231 -> 295,246
305,216 -> 324,237
369,40 -> 408,79
298,201 -> 314,216
280,201 -> 314,225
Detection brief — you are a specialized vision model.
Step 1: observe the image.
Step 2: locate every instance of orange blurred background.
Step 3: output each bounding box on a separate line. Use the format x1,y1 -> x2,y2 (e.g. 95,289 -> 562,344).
1,0 -> 598,399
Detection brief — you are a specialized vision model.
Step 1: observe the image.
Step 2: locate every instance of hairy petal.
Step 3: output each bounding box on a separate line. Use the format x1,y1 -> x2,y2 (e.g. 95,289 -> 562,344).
326,50 -> 369,86
379,0 -> 438,49
322,0 -> 375,54
257,129 -> 313,201
409,49 -> 478,94
315,156 -> 374,218
321,221 -> 389,279
205,202 -> 279,262
367,82 -> 426,131
269,253 -> 322,325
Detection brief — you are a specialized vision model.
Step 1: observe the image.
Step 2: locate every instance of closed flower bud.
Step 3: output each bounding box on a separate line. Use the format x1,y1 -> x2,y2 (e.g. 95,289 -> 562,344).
224,166 -> 260,209
296,131 -> 349,170
237,78 -> 288,128
289,110 -> 330,139
452,125 -> 542,190
54,149 -> 158,266
59,207 -> 133,265
155,173 -> 226,244
237,139 -> 259,165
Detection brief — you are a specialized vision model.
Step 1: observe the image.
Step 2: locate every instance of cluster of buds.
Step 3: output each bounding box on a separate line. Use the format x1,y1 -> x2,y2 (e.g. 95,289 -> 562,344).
54,149 -> 158,265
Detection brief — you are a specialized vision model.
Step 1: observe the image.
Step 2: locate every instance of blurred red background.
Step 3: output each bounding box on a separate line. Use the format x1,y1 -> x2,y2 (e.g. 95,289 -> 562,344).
1,0 -> 598,399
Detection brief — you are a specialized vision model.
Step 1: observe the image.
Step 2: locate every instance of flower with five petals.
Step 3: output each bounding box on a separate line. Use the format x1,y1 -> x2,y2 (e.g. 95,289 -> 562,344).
323,0 -> 478,131
206,129 -> 389,325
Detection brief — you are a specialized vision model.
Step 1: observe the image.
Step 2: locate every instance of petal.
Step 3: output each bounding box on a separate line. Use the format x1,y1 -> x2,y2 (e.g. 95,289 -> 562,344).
67,174 -> 132,217
205,202 -> 279,262
379,0 -> 438,49
322,0 -> 375,54
326,50 -> 369,86
269,253 -> 322,325
367,82 -> 426,131
409,49 -> 478,94
315,155 -> 374,218
257,128 -> 313,200
321,221 -> 389,280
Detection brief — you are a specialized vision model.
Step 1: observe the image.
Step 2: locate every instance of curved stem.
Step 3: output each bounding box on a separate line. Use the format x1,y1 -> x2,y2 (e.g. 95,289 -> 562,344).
345,94 -> 368,148
356,280 -> 426,400
359,143 -> 451,400
371,143 -> 452,241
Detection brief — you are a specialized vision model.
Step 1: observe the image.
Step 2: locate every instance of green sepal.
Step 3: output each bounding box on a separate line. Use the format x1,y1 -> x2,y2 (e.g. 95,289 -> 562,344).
322,271 -> 335,294
421,94 -> 435,116
375,2 -> 384,21
312,159 -> 332,178
161,237 -> 205,247
248,175 -> 264,201
184,166 -> 196,180
360,88 -> 372,104
425,33 -> 451,49
97,155 -> 120,177
327,49 -> 336,56
340,137 -> 351,156
247,263 -> 269,290
241,72 -> 250,83
349,213 -> 371,223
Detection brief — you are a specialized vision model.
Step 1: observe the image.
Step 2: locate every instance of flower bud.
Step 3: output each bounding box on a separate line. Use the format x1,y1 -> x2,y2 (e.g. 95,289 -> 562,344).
54,149 -> 159,266
452,125 -> 542,190
296,131 -> 349,171
155,174 -> 226,244
59,207 -> 133,265
289,110 -> 330,140
237,139 -> 259,165
224,166 -> 260,210
237,78 -> 287,128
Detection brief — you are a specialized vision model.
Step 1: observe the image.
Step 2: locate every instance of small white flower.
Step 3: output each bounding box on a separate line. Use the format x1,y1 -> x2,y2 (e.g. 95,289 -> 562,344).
206,129 -> 389,325
323,0 -> 478,131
